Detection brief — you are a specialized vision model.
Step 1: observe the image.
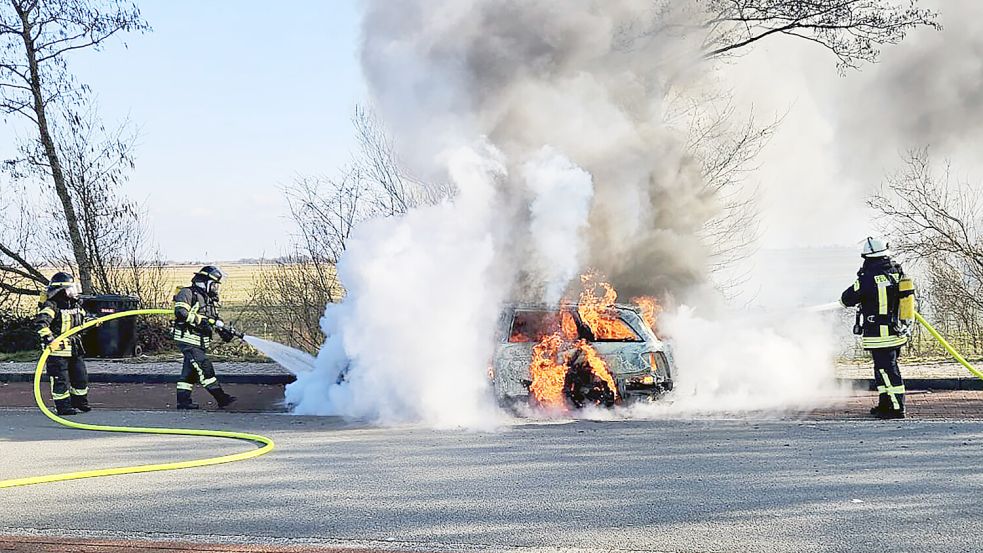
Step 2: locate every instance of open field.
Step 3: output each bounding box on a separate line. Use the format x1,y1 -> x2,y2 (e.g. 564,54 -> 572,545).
9,264 -> 264,314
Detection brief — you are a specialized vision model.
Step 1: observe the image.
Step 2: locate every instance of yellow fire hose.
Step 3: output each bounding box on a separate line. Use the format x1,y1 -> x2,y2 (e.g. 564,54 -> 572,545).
915,311 -> 983,381
0,308 -> 274,489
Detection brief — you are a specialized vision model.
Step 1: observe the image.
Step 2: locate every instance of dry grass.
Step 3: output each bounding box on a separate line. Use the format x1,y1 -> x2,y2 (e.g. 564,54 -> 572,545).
157,264 -> 260,305
11,264 -> 264,313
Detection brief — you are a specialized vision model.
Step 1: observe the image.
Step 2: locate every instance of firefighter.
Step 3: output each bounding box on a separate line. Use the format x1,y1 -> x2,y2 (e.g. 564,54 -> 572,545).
840,237 -> 916,419
33,272 -> 90,416
171,265 -> 243,410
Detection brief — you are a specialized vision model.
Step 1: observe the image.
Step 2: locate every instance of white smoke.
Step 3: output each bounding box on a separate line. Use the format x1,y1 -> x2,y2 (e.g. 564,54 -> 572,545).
284,0 -> 863,426
286,143 -> 511,428
522,147 -> 594,305
649,307 -> 844,414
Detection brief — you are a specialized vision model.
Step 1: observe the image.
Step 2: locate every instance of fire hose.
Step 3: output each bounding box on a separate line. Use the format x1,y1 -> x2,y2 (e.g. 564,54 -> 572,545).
810,303 -> 983,381
0,309 -> 274,489
913,311 -> 983,381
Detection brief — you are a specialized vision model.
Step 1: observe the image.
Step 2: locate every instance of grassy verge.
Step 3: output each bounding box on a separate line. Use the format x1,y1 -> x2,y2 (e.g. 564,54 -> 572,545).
0,351 -> 41,362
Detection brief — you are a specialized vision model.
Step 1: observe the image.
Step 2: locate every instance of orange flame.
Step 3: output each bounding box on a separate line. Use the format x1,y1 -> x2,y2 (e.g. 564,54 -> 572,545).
561,309 -> 577,341
630,295 -> 662,337
574,339 -> 619,402
577,271 -> 637,340
528,333 -> 567,409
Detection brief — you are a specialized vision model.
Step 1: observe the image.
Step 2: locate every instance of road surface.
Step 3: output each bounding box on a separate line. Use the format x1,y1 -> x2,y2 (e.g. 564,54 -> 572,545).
2,407 -> 983,552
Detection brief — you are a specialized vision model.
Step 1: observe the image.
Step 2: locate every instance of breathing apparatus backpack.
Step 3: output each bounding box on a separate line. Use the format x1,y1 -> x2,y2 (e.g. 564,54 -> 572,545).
852,272 -> 916,335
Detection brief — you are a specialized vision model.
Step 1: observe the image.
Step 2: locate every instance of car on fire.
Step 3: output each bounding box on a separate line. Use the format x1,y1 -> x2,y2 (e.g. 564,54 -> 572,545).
491,303 -> 674,408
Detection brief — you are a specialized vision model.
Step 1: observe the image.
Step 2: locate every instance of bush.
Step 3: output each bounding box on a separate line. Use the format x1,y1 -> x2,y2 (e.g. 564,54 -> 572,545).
0,312 -> 39,353
136,317 -> 175,355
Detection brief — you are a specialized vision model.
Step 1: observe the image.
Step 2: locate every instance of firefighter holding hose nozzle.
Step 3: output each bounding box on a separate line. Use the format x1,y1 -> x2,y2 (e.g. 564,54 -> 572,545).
171,265 -> 244,410
33,272 -> 92,416
840,237 -> 916,419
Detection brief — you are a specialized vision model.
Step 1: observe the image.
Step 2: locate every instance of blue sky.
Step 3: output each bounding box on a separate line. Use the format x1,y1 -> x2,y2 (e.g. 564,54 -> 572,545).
51,0 -> 365,261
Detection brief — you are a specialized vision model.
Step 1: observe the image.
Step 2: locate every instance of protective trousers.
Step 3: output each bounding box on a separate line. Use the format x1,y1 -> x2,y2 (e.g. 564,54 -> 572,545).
177,344 -> 234,407
46,355 -> 89,414
871,347 -> 905,414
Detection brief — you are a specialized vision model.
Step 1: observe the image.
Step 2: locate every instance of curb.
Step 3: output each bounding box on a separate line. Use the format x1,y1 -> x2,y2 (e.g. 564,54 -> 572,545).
836,378 -> 983,391
0,373 -> 296,385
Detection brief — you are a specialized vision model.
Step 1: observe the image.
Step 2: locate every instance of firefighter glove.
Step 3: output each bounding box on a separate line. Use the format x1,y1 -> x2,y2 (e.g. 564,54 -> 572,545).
217,325 -> 234,343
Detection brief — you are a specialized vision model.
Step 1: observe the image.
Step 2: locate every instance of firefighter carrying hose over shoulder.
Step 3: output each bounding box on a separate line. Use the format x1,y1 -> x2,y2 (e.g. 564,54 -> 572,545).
840,237 -> 916,419
172,265 -> 243,410
33,272 -> 91,416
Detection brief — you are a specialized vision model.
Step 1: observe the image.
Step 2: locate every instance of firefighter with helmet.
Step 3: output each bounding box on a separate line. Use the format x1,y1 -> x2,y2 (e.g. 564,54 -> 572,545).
172,265 -> 243,409
840,237 -> 916,419
33,272 -> 91,416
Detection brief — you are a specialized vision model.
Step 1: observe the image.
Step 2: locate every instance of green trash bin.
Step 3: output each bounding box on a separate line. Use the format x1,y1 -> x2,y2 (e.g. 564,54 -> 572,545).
80,295 -> 140,358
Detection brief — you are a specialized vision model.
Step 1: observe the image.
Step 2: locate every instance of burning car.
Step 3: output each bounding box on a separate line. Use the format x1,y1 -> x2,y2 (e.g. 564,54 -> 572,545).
491,301 -> 674,410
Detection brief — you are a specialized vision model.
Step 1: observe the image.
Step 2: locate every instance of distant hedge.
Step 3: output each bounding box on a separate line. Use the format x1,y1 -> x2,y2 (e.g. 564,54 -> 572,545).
0,312 -> 38,353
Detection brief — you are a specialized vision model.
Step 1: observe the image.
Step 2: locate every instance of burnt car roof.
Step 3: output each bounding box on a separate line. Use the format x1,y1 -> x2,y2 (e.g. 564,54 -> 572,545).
503,302 -> 642,312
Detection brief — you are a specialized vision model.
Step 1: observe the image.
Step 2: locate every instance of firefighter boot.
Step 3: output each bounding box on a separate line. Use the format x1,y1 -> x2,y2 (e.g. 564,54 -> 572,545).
70,394 -> 91,413
877,394 -> 906,419
207,385 -> 237,408
54,398 -> 78,416
176,389 -> 199,410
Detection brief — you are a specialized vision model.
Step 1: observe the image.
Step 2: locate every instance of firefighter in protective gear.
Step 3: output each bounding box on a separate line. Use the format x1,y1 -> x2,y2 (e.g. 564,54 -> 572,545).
840,237 -> 916,419
33,272 -> 91,416
171,265 -> 241,409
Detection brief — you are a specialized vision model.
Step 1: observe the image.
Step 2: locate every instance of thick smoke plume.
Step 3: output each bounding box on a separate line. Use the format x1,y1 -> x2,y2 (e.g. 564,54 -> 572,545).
285,1 -> 843,425
359,0 -> 717,297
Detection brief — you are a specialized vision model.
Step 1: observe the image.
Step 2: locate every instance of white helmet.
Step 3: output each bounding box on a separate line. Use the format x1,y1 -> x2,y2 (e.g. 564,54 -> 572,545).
861,236 -> 891,258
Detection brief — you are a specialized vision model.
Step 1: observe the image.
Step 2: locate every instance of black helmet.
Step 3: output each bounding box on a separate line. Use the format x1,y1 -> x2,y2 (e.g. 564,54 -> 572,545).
192,265 -> 224,299
47,272 -> 79,299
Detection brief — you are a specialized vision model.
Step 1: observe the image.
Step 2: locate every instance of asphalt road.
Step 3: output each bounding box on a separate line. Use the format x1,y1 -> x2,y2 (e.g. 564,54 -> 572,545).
2,408 -> 983,552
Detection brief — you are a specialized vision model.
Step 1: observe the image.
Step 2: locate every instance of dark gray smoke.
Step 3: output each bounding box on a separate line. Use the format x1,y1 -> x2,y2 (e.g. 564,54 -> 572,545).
286,1 -> 853,425
833,0 -> 983,181
361,0 -> 717,299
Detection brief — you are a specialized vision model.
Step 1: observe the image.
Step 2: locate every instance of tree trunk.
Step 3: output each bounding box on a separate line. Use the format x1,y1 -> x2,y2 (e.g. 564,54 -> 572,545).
16,4 -> 93,293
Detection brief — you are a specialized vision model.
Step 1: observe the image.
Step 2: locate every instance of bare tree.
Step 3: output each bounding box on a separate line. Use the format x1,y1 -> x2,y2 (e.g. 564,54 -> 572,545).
249,108 -> 446,350
869,149 -> 983,355
667,89 -> 779,283
47,104 -> 141,293
0,0 -> 149,293
625,1 -> 940,71
0,181 -> 46,302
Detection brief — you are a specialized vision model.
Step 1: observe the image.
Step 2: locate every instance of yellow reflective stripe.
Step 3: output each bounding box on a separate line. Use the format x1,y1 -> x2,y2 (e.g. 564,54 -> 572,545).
50,380 -> 70,400
201,377 -> 218,387
176,382 -> 194,391
39,307 -> 55,318
880,325 -> 889,338
174,301 -> 192,310
862,335 -> 908,348
853,280 -> 860,292
38,328 -> 52,337
879,369 -> 901,410
69,387 -> 88,395
191,360 -> 206,383
875,275 -> 889,315
187,304 -> 201,324
173,334 -> 209,346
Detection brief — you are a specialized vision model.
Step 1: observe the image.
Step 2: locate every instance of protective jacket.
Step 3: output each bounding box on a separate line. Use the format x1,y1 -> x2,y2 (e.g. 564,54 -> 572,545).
33,296 -> 86,357
172,286 -> 219,349
840,257 -> 912,350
